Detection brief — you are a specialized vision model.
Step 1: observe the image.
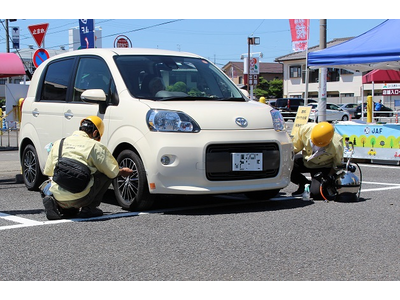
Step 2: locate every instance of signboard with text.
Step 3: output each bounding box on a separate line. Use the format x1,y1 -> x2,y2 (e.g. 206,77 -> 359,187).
291,106 -> 311,136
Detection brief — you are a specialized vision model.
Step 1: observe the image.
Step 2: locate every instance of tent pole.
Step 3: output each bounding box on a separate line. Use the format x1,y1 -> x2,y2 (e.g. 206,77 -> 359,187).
304,19 -> 310,106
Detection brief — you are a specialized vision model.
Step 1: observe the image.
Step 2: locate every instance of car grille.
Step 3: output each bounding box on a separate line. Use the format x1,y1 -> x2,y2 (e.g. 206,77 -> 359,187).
205,143 -> 280,181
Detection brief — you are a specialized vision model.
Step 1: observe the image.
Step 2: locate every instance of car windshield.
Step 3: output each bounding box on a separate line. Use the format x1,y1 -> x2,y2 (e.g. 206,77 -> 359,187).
114,55 -> 245,101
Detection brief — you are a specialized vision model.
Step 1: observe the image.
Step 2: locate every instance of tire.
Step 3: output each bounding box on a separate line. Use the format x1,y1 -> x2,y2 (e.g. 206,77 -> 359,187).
21,144 -> 47,191
113,150 -> 155,211
341,115 -> 349,121
244,189 -> 280,200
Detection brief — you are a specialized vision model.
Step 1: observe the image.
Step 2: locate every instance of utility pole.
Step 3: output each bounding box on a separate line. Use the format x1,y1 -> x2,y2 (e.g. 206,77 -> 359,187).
318,19 -> 327,123
6,19 -> 10,53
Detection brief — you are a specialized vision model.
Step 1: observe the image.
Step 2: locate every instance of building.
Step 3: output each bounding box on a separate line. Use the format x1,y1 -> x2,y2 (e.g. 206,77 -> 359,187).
0,47 -> 68,99
221,61 -> 283,86
275,38 -> 385,104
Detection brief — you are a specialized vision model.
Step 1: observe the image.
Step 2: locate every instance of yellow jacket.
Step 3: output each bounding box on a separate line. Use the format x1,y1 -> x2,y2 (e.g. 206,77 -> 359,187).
44,130 -> 120,202
292,123 -> 343,169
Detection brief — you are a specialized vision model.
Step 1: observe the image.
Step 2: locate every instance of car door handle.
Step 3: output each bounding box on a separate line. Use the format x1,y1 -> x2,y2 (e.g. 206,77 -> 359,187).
64,111 -> 74,119
32,109 -> 39,117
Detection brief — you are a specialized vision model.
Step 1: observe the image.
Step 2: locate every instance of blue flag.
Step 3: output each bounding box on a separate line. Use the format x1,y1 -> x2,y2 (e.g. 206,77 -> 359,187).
78,19 -> 95,49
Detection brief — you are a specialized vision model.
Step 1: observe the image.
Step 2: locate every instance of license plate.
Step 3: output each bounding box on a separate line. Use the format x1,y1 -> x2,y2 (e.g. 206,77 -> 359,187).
232,153 -> 263,171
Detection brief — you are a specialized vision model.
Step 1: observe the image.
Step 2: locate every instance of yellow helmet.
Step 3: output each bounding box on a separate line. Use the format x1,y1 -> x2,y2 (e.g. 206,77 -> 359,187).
311,122 -> 334,147
259,97 -> 266,104
81,116 -> 104,141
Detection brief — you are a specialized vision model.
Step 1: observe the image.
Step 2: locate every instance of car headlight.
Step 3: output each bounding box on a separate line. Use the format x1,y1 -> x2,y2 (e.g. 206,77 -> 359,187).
270,109 -> 285,131
146,109 -> 201,132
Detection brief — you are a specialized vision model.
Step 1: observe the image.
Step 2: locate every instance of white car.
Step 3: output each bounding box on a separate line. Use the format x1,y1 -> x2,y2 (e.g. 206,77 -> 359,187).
308,103 -> 350,122
19,48 -> 294,210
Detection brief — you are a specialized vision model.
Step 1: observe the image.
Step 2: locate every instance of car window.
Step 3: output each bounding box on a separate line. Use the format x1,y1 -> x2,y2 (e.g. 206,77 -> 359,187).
39,58 -> 75,102
114,55 -> 244,101
73,57 -> 112,102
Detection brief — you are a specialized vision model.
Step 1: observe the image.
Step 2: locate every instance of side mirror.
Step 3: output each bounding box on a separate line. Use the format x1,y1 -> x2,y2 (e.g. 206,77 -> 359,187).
81,89 -> 107,102
81,89 -> 107,114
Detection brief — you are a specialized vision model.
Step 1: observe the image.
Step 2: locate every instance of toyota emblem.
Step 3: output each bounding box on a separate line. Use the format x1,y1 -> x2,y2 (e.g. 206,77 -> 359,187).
235,117 -> 248,128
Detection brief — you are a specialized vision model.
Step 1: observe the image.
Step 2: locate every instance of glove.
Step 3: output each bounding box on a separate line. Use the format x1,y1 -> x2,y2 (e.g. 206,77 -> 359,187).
347,164 -> 356,173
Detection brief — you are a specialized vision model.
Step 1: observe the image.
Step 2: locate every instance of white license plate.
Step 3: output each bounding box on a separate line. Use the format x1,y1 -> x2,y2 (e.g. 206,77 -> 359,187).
232,153 -> 263,171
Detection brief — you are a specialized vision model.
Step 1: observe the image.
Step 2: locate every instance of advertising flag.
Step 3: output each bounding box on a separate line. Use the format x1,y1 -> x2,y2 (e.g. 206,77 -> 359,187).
78,19 -> 95,49
289,19 -> 310,52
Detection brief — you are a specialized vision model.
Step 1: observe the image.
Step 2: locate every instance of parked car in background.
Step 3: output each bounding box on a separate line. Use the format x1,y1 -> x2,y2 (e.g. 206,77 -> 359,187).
354,102 -> 394,119
268,100 -> 276,107
308,103 -> 350,122
339,103 -> 358,118
275,98 -> 317,121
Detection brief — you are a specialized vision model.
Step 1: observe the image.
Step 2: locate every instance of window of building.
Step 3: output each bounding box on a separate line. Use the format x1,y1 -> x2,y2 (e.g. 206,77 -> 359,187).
305,68 -> 319,83
341,93 -> 354,97
327,68 -> 340,82
289,66 -> 301,78
340,69 -> 353,75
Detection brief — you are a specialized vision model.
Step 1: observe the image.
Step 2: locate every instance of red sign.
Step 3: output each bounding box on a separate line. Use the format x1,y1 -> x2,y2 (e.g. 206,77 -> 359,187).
28,23 -> 49,48
114,35 -> 132,48
289,19 -> 309,52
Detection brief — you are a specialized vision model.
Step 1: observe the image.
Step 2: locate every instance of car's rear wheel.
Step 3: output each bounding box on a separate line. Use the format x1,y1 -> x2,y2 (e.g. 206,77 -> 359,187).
21,144 -> 47,191
341,115 -> 349,121
113,150 -> 155,211
244,189 -> 280,200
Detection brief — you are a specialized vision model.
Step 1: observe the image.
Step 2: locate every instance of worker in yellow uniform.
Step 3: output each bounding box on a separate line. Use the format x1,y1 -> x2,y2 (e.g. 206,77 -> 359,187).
41,116 -> 133,220
290,122 -> 343,197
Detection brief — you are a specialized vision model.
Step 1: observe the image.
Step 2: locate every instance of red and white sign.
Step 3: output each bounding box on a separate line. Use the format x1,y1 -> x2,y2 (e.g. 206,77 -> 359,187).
32,48 -> 50,68
289,19 -> 309,52
114,35 -> 132,48
249,57 -> 259,75
28,23 -> 49,48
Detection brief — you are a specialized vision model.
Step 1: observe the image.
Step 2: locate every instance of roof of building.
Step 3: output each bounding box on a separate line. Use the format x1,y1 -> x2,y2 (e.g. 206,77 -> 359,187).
274,37 -> 352,62
12,48 -> 68,60
222,61 -> 283,73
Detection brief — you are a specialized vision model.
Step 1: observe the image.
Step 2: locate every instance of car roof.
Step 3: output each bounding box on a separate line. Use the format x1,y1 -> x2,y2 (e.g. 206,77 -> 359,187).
42,48 -> 204,64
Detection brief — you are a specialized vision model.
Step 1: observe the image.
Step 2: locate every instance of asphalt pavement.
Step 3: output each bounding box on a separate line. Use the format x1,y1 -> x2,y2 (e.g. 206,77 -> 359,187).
0,126 -> 399,297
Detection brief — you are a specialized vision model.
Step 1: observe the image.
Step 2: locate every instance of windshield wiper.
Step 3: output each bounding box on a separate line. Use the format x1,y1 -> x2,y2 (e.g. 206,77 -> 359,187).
158,96 -> 219,101
157,96 -> 245,101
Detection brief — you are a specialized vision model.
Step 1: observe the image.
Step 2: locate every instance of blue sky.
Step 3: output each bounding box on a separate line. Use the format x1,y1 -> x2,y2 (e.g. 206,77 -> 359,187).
0,14 -> 387,67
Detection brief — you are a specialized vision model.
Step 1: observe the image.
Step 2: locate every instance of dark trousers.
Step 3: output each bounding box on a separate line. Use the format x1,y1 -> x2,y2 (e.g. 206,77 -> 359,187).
57,172 -> 113,210
291,153 -> 331,186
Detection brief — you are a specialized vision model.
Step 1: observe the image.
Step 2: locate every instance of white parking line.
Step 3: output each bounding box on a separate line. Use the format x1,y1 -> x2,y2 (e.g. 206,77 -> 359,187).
1,177 -> 399,231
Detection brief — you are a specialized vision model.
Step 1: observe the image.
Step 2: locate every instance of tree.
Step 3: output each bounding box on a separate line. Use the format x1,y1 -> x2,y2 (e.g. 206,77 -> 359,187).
167,81 -> 187,93
254,77 -> 283,99
254,76 -> 269,99
268,78 -> 283,98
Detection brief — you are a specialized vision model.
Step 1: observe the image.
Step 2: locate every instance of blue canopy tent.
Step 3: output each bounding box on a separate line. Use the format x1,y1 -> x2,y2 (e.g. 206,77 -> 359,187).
308,19 -> 400,72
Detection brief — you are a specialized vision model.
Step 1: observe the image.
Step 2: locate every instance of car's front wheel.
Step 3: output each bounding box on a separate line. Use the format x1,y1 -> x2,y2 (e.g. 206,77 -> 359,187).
21,144 -> 47,191
113,150 -> 155,211
341,115 -> 349,121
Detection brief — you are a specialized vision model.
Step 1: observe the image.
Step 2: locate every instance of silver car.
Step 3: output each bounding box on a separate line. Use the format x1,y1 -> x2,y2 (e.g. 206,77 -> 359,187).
339,103 -> 358,118
308,103 -> 350,122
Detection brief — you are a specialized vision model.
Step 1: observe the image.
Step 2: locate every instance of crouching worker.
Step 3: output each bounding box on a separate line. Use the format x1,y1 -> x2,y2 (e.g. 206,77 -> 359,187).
41,116 -> 133,220
290,122 -> 343,198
